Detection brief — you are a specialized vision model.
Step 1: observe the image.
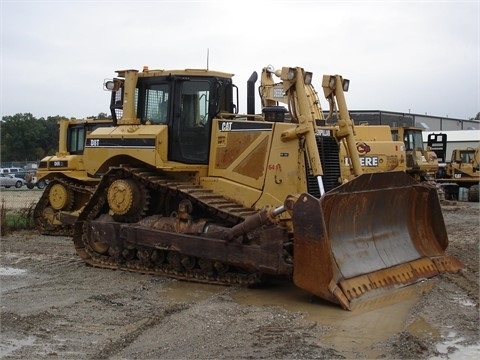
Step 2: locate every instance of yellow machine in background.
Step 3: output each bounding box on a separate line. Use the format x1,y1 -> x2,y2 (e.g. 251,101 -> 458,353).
425,133 -> 479,202
437,145 -> 480,202
34,118 -> 112,235
258,67 -> 407,184
37,64 -> 463,310
341,124 -> 406,176
391,126 -> 439,181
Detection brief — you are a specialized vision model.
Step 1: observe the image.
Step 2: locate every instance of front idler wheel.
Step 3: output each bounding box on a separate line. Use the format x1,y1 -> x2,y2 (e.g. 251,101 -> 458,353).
49,183 -> 74,211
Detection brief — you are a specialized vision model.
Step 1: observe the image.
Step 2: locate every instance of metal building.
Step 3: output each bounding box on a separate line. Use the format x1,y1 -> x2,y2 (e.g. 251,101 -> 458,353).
347,110 -> 479,131
344,110 -> 479,165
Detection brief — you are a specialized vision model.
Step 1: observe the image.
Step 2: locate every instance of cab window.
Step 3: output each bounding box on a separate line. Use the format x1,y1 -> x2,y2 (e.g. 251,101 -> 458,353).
67,126 -> 86,154
144,84 -> 170,124
180,81 -> 210,128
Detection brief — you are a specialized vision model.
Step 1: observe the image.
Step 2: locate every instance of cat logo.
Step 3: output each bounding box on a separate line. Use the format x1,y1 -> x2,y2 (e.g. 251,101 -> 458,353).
221,122 -> 233,131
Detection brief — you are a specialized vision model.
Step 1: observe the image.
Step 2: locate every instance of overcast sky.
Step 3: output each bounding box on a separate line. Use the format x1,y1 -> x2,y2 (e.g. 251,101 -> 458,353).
1,0 -> 478,120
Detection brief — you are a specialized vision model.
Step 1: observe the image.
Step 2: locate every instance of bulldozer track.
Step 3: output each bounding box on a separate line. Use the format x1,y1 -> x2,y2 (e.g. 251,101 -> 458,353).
74,167 -> 276,287
34,177 -> 96,236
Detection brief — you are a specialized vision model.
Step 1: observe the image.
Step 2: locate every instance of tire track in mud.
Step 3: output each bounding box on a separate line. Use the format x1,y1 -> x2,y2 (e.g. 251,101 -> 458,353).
442,272 -> 479,304
89,302 -> 191,359
1,230 -> 214,358
0,249 -> 86,299
1,278 -> 189,359
1,238 -> 190,358
111,290 -> 343,360
0,307 -> 81,358
441,202 -> 479,306
1,252 -> 84,267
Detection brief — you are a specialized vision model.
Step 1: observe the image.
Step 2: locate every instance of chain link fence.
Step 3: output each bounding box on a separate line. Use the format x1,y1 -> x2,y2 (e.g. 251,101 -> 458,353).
0,188 -> 43,210
0,188 -> 43,234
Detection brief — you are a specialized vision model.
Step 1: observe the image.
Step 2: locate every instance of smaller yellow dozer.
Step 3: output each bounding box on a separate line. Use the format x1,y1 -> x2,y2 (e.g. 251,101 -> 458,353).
292,171 -> 464,310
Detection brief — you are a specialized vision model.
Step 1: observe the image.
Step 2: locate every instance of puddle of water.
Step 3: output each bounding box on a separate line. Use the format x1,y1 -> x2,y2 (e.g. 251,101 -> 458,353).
430,332 -> 480,360
0,266 -> 27,276
232,280 -> 437,358
160,280 -> 228,302
407,316 -> 441,339
157,278 -> 444,358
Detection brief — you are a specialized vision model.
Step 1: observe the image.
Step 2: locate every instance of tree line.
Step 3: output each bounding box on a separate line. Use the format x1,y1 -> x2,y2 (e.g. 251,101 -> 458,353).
1,113 -> 110,163
1,111 -> 479,164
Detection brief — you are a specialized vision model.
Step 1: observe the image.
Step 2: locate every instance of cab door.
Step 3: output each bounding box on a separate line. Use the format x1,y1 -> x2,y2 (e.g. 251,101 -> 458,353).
169,79 -> 212,164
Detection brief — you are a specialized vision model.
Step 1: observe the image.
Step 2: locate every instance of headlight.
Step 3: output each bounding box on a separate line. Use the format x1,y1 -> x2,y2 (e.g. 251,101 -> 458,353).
266,64 -> 275,73
287,68 -> 296,81
104,80 -> 115,91
329,76 -> 336,89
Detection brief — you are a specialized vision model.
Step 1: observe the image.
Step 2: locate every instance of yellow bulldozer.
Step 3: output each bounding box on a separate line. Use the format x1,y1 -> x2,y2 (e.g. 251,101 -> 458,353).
391,126 -> 439,181
34,118 -> 112,235
40,65 -> 463,310
437,145 -> 480,202
34,68 -> 407,236
425,133 -> 479,202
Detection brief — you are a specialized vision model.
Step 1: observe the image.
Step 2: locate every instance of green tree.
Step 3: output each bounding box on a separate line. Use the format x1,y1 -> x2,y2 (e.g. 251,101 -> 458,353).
0,113 -> 64,162
86,112 -> 111,120
1,113 -> 44,162
97,112 -> 111,119
41,116 -> 62,156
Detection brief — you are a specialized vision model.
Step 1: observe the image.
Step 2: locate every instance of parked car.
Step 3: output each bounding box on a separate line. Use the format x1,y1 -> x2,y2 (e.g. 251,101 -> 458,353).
1,167 -> 23,174
0,174 -> 25,188
24,173 -> 47,189
1,167 -> 29,181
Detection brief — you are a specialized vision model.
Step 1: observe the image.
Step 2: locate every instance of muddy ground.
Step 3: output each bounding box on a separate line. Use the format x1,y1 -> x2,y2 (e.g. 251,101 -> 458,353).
0,189 -> 479,359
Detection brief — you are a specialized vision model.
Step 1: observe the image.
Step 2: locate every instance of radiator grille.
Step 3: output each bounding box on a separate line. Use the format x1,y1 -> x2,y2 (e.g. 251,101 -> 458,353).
306,135 -> 341,197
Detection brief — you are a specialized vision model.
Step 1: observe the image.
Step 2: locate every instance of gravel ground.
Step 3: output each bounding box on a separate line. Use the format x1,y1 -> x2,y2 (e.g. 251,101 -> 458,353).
0,189 -> 478,359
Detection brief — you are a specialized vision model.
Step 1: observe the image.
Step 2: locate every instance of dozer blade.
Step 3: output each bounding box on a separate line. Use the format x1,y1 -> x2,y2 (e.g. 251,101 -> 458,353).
292,171 -> 464,310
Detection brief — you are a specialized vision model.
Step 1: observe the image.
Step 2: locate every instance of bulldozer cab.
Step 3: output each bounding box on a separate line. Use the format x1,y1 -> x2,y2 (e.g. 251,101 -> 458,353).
65,119 -> 114,155
453,149 -> 475,164
391,126 -> 439,180
397,127 -> 423,151
391,126 -> 426,155
107,70 -> 235,165
36,118 -> 113,181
